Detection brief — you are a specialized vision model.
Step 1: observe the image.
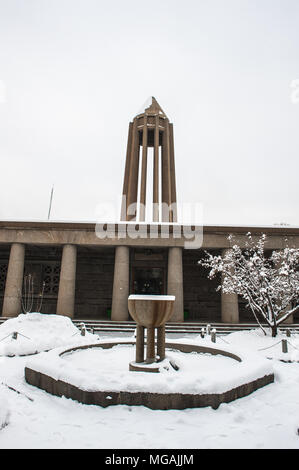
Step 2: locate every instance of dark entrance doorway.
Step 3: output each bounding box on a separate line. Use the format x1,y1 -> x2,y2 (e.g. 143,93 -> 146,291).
132,267 -> 165,295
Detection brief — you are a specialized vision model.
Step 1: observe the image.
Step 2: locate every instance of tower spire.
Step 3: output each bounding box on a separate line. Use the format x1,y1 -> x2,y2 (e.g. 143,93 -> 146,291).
144,96 -> 166,117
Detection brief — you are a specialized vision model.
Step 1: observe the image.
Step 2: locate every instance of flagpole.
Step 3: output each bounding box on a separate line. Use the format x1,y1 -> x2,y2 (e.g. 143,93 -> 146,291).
47,186 -> 54,220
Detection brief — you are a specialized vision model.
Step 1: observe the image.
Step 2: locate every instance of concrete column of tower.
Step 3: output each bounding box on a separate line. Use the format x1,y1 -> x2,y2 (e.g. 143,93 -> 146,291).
167,247 -> 184,322
162,120 -> 172,222
127,120 -> 140,221
221,248 -> 239,323
56,244 -> 77,318
139,116 -> 148,221
111,246 -> 130,321
169,123 -> 177,222
153,114 -> 160,222
2,243 -> 25,317
121,122 -> 133,221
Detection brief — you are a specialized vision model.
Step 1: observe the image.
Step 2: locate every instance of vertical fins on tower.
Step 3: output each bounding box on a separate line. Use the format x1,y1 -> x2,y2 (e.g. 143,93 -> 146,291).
121,97 -> 177,223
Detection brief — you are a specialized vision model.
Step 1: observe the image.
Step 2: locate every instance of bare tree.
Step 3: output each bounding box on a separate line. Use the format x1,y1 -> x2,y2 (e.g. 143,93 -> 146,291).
198,233 -> 299,337
19,274 -> 45,314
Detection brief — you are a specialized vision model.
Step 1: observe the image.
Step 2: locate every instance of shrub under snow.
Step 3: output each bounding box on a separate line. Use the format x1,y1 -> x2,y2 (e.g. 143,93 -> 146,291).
0,312 -> 99,356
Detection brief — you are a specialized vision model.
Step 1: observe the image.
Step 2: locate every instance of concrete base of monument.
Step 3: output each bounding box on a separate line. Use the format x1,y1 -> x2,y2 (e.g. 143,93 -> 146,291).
129,357 -> 179,373
24,339 -> 274,410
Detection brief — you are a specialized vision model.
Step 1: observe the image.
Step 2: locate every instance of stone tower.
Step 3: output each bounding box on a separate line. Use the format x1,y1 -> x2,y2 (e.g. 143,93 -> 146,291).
111,97 -> 184,323
120,97 -> 177,223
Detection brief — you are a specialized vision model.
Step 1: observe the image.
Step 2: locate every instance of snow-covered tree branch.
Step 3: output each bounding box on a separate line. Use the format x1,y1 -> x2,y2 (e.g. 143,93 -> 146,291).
198,233 -> 299,337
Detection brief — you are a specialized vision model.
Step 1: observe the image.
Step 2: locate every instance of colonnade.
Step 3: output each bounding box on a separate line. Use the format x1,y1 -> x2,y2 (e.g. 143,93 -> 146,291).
2,243 -> 243,323
1,243 -> 185,320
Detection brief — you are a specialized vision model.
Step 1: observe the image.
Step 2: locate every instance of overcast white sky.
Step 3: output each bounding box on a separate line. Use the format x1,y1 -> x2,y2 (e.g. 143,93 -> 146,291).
0,0 -> 298,226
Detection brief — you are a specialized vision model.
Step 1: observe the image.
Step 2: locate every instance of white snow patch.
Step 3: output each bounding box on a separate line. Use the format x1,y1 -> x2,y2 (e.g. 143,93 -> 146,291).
216,329 -> 299,362
0,313 -> 99,356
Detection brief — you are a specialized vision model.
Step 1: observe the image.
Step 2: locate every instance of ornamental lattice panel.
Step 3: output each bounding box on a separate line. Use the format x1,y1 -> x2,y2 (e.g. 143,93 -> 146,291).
42,264 -> 60,295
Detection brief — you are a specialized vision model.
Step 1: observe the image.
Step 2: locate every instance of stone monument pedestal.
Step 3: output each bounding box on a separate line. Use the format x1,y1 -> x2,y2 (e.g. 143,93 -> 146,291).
128,294 -> 175,372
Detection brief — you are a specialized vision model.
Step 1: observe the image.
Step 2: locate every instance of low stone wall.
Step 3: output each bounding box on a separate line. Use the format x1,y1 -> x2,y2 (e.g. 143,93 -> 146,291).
25,341 -> 274,410
24,365 -> 273,410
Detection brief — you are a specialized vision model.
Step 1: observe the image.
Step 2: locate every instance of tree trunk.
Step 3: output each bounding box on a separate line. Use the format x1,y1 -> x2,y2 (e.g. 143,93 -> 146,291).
271,324 -> 278,337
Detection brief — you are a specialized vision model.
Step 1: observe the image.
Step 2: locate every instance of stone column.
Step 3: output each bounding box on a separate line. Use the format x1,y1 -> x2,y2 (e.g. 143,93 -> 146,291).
157,326 -> 165,360
146,327 -> 156,363
167,247 -> 184,322
221,248 -> 239,323
111,246 -> 130,321
283,310 -> 294,324
2,243 -> 25,317
280,303 -> 293,324
56,244 -> 77,318
135,325 -> 145,363
276,253 -> 293,324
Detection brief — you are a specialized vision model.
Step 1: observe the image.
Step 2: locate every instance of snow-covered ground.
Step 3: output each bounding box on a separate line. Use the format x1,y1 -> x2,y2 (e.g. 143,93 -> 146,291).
0,314 -> 299,449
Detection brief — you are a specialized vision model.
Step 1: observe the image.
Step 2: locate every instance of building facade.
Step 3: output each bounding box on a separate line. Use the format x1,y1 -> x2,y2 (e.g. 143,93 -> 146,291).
1,98 -> 298,323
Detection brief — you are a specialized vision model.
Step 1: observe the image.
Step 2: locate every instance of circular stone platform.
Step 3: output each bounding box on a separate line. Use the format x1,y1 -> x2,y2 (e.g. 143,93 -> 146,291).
25,339 -> 274,410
